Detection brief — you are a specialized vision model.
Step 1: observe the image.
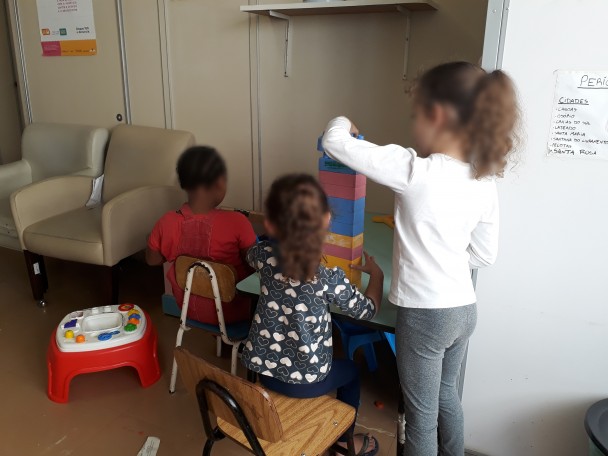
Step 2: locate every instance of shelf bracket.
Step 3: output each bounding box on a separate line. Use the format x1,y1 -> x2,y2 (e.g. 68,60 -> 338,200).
397,7 -> 412,80
269,10 -> 292,77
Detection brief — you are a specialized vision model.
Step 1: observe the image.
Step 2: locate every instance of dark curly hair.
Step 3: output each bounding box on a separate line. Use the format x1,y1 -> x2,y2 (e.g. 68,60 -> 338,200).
265,174 -> 329,282
415,61 -> 520,179
176,146 -> 227,190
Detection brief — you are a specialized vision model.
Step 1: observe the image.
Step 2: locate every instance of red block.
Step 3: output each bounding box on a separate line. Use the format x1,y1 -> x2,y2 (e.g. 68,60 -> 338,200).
319,171 -> 366,188
323,243 -> 363,260
321,182 -> 366,200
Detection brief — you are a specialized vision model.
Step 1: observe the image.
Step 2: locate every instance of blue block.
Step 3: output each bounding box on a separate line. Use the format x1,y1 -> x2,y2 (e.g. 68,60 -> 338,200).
328,196 -> 365,215
330,218 -> 364,237
332,207 -> 365,227
319,156 -> 357,175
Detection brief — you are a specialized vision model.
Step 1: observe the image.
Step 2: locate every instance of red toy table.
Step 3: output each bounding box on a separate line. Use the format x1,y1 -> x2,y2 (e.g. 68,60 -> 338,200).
47,309 -> 161,403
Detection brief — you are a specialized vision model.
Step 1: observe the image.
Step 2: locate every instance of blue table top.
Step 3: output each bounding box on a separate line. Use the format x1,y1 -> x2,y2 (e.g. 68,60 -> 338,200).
237,213 -> 398,333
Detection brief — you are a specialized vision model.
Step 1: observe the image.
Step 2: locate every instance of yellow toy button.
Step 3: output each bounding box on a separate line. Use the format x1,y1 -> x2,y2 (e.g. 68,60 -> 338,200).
64,330 -> 74,339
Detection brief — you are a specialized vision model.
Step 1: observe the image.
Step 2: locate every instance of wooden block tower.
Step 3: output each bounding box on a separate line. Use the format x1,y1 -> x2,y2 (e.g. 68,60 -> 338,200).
318,135 -> 366,288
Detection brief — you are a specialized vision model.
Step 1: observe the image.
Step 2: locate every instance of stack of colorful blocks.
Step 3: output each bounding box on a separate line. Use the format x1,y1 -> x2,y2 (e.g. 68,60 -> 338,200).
318,137 -> 366,288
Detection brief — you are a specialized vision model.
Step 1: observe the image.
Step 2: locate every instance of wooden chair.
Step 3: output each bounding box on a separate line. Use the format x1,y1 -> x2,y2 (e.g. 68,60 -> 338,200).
170,257 -> 249,392
174,347 -> 357,456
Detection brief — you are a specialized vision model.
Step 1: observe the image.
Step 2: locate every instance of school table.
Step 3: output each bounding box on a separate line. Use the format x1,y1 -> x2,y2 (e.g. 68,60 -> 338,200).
236,213 -> 407,455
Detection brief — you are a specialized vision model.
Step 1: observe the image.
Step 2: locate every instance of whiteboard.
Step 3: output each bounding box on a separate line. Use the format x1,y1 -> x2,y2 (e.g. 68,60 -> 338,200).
464,1 -> 608,455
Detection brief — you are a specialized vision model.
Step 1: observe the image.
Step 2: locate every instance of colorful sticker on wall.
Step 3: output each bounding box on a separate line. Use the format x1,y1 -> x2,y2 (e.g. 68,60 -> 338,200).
36,0 -> 97,56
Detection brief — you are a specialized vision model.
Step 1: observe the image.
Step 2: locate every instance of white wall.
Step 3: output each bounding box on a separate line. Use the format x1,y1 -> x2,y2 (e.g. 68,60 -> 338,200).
256,0 -> 488,213
464,1 -> 608,455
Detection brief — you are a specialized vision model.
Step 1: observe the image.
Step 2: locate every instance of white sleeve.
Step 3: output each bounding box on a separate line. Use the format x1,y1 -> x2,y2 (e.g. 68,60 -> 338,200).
321,116 -> 416,193
468,184 -> 499,269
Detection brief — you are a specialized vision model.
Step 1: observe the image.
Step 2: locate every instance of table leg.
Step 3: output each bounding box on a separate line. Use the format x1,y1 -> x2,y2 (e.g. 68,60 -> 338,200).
397,388 -> 405,456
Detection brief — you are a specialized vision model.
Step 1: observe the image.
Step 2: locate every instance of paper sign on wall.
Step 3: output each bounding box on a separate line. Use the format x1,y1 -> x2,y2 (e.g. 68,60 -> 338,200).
36,0 -> 97,56
548,70 -> 608,160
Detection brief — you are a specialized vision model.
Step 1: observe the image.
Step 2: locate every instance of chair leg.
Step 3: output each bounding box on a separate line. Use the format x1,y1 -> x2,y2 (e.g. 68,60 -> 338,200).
202,427 -> 225,456
23,250 -> 47,306
170,321 -> 189,393
363,343 -> 379,372
102,264 -> 119,306
230,343 -> 239,375
216,336 -> 222,358
169,328 -> 186,393
331,428 -> 356,456
346,427 -> 356,456
202,439 -> 214,456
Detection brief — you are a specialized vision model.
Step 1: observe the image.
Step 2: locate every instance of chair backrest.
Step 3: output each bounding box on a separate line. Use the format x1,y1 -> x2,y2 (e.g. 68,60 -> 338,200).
21,123 -> 109,181
174,347 -> 284,442
175,256 -> 237,302
102,124 -> 194,202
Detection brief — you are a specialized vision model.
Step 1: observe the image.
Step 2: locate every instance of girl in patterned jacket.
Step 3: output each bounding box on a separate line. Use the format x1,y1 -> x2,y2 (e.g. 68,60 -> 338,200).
242,173 -> 384,456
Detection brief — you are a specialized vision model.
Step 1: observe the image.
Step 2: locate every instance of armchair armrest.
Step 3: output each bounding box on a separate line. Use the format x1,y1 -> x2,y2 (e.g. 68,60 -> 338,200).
102,185 -> 185,266
0,160 -> 32,200
11,175 -> 93,248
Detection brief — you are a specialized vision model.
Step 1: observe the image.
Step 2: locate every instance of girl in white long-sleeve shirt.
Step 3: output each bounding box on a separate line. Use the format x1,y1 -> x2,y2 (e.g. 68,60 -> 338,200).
322,61 -> 519,456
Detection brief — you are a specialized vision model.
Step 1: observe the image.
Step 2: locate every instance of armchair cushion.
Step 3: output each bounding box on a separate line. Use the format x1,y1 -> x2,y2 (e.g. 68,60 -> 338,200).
22,123 -> 109,181
23,206 -> 103,265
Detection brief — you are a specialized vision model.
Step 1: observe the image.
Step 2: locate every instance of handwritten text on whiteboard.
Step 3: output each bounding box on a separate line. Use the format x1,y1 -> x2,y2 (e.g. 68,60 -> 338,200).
548,71 -> 608,160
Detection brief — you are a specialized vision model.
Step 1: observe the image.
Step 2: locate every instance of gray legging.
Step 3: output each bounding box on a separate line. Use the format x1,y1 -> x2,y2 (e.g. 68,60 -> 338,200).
396,304 -> 477,456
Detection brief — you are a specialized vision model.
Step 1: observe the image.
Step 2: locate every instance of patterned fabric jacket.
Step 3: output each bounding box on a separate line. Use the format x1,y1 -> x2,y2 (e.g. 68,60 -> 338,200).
241,241 -> 376,384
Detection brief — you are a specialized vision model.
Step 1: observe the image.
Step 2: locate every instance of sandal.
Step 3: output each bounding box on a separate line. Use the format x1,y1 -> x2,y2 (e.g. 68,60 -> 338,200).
355,433 -> 379,456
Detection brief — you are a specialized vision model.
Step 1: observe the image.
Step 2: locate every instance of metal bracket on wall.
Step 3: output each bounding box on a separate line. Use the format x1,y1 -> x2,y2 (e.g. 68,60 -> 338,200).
397,6 -> 411,80
268,11 -> 292,77
115,0 -> 132,124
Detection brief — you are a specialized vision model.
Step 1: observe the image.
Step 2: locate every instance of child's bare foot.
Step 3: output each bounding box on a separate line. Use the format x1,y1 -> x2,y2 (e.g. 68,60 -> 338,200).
332,433 -> 379,456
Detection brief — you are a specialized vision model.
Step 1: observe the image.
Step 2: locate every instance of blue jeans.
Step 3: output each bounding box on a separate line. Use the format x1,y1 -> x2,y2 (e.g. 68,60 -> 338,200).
259,358 -> 360,441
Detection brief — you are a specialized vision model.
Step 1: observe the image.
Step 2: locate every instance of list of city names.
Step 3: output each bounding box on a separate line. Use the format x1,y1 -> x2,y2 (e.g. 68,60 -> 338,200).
548,71 -> 608,160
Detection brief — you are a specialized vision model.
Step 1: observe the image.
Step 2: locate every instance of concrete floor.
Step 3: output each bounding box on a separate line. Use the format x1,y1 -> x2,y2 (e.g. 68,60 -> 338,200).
0,247 -> 401,456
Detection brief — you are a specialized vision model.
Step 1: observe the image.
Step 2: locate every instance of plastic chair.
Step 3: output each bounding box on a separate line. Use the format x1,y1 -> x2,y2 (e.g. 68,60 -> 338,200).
333,319 -> 383,372
169,257 -> 247,392
174,347 -> 356,456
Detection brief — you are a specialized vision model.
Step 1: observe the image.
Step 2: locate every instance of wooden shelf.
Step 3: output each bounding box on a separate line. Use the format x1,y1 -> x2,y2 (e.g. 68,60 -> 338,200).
240,0 -> 438,17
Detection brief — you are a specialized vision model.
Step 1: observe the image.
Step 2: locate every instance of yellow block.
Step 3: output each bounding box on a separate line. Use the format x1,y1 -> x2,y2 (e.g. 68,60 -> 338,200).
325,232 -> 364,249
322,255 -> 362,288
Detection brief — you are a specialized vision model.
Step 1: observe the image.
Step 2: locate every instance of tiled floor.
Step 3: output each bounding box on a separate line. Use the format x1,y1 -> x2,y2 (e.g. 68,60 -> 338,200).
0,248 -> 401,456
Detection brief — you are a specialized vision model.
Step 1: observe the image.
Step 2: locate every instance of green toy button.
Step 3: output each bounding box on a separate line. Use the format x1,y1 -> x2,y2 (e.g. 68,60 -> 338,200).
124,323 -> 137,332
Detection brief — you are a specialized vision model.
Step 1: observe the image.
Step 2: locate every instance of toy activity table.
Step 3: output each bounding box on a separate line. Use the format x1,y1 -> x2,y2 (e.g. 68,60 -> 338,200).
47,304 -> 161,403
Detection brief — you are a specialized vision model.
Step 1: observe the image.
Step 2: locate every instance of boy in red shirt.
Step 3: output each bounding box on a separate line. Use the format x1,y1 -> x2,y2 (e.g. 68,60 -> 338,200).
146,146 -> 256,325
